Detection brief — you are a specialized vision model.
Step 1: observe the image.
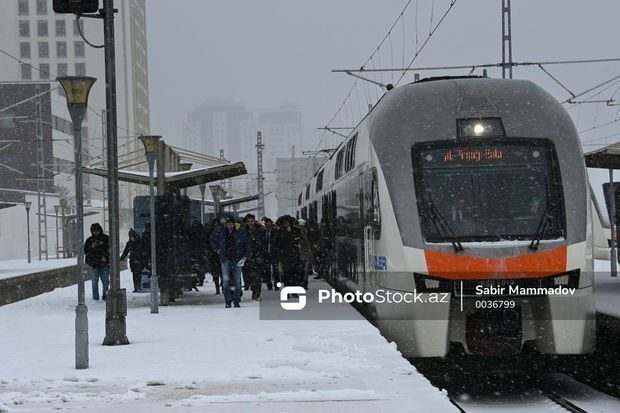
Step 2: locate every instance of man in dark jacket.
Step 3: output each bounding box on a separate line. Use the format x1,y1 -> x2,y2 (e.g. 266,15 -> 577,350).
84,223 -> 110,300
120,228 -> 147,293
261,217 -> 279,291
243,214 -> 266,301
205,219 -> 223,294
273,215 -> 304,288
209,217 -> 251,308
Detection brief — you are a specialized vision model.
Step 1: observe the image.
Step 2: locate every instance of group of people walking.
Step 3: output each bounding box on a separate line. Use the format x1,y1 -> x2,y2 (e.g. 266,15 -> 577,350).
83,213 -> 332,308
207,213 -> 331,308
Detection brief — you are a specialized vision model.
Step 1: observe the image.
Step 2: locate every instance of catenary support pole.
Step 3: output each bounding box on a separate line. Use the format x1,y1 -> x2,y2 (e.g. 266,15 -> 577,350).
102,0 -> 129,346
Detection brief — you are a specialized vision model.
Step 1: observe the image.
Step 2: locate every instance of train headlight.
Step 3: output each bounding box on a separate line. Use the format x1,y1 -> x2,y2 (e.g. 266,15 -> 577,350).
456,118 -> 506,138
425,278 -> 440,289
413,273 -> 451,292
553,274 -> 570,286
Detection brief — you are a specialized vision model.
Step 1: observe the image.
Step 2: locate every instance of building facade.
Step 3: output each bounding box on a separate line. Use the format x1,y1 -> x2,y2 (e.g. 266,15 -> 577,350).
0,0 -> 150,233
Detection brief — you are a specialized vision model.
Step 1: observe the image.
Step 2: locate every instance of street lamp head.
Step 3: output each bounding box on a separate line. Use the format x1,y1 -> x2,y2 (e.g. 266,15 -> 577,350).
57,76 -> 97,106
24,201 -> 31,211
179,162 -> 192,172
139,135 -> 162,155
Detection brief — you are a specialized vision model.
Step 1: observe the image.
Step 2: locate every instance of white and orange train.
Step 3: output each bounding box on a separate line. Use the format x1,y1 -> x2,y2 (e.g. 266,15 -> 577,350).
298,76 -> 595,357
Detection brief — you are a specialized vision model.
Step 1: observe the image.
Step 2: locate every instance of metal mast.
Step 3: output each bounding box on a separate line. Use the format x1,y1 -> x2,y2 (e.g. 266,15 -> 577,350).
256,131 -> 265,218
291,145 -> 295,215
502,0 -> 513,79
35,84 -> 48,260
101,109 -> 108,232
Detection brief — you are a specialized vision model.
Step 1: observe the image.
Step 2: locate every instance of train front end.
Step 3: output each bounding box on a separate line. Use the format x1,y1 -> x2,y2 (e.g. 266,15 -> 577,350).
369,77 -> 595,357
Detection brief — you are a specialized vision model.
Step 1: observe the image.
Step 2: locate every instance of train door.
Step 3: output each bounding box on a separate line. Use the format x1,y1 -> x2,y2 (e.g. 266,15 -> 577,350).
357,171 -> 366,289
363,168 -> 380,294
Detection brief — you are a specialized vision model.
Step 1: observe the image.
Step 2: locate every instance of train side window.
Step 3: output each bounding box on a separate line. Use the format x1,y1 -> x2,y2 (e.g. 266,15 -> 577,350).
335,150 -> 344,179
345,133 -> 358,172
312,201 -> 318,222
345,141 -> 352,172
298,193 -> 302,206
350,134 -> 357,170
316,169 -> 324,192
305,184 -> 311,200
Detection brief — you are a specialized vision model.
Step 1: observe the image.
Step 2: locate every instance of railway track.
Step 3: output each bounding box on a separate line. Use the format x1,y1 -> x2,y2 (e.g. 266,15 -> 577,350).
422,368 -> 619,413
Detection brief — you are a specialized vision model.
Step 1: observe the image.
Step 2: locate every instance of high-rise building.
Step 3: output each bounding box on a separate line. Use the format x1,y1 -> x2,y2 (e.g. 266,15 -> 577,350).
0,0 -> 150,232
258,105 -> 303,173
182,99 -> 253,163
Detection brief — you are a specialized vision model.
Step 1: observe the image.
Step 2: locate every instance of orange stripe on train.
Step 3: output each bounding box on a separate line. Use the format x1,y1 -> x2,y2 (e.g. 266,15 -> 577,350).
424,246 -> 567,280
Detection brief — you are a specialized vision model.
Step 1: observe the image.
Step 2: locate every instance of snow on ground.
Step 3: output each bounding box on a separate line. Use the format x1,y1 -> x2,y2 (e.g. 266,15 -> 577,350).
0,270 -> 456,412
594,259 -> 620,319
0,258 -> 76,281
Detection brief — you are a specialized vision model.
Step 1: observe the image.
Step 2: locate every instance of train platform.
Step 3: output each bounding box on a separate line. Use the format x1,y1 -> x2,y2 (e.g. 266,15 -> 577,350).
594,259 -> 620,319
0,269 -> 457,412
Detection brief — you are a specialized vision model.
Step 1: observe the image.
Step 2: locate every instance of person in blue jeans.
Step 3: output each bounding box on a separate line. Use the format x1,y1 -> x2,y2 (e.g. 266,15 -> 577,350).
84,223 -> 110,300
210,217 -> 251,308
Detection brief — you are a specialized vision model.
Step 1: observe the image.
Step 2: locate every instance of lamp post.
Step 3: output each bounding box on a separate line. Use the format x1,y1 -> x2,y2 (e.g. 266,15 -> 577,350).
199,184 -> 206,224
24,202 -> 31,263
139,135 -> 161,314
57,76 -> 96,369
54,205 -> 60,259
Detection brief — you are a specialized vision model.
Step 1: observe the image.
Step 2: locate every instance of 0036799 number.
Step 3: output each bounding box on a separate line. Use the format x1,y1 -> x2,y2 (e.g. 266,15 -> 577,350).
475,300 -> 516,309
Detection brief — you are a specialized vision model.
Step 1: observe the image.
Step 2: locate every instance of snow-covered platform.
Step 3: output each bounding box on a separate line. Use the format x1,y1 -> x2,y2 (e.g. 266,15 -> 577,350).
0,271 -> 456,412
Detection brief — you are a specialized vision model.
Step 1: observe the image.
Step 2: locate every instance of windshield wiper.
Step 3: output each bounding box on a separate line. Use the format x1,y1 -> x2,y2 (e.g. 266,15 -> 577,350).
529,179 -> 552,251
529,203 -> 551,251
423,195 -> 464,253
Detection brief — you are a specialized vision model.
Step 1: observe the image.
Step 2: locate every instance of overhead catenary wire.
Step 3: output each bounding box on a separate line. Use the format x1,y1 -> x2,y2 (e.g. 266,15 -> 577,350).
334,57 -> 620,74
312,0 -> 418,156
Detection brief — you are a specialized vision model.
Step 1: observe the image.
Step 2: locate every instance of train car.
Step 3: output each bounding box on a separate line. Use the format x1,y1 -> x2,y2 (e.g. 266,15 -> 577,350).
300,76 -> 595,357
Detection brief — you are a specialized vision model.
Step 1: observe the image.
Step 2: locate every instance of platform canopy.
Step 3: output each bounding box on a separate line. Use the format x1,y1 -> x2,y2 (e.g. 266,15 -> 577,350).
84,162 -> 247,192
585,142 -> 620,169
194,193 -> 259,207
0,190 -> 25,210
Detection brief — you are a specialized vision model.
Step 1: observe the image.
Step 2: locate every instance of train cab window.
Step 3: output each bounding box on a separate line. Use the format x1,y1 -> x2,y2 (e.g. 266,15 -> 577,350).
316,169 -> 324,192
412,138 -> 566,243
305,184 -> 311,200
335,150 -> 345,180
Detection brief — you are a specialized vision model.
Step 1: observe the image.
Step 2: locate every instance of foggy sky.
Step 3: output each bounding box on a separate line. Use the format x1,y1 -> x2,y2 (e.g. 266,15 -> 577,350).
146,0 -> 620,152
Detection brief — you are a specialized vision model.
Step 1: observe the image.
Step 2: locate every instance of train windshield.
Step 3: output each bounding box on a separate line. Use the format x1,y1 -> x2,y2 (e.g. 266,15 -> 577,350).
412,138 -> 566,243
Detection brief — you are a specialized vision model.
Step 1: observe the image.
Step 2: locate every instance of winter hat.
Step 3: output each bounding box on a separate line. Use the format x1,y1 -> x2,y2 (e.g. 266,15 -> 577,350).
90,223 -> 103,234
128,229 -> 138,238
